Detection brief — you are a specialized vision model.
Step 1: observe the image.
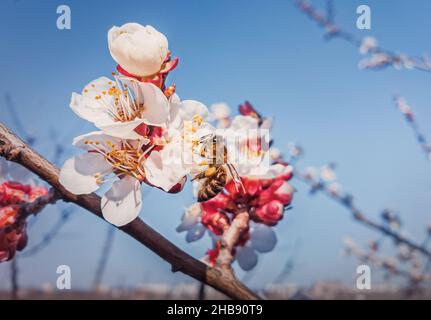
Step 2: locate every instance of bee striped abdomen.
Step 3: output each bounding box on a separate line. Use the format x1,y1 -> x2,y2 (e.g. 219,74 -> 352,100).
197,166 -> 227,202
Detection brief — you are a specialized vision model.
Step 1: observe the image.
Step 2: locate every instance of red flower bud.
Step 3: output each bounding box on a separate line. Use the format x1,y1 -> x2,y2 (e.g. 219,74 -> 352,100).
239,101 -> 261,120
0,206 -> 27,262
253,200 -> 284,226
206,241 -> 221,267
201,208 -> 229,236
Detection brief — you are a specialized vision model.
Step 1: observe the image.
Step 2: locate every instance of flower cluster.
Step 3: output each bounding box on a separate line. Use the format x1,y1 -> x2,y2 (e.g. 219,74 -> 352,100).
177,102 -> 295,271
60,23 -> 215,226
0,182 -> 48,262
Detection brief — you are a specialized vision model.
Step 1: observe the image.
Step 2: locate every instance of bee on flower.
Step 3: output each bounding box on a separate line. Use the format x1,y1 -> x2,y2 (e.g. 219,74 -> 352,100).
177,102 -> 295,271
60,22 -> 217,226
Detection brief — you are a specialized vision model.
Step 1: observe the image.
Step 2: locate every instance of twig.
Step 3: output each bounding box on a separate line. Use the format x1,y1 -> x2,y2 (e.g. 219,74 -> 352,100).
93,225 -> 116,289
10,258 -> 18,300
0,122 -> 259,300
294,169 -> 431,259
294,0 -> 431,73
198,282 -> 206,300
21,207 -> 74,257
393,95 -> 431,161
4,93 -> 35,146
216,211 -> 250,270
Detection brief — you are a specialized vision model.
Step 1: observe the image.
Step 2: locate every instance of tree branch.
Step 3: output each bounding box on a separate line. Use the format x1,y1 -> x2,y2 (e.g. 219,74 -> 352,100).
294,169 -> 431,259
217,211 -> 249,269
0,122 -> 260,300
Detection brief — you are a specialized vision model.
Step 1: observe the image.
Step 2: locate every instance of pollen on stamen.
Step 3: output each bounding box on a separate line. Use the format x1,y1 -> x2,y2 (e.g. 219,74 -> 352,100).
193,115 -> 203,126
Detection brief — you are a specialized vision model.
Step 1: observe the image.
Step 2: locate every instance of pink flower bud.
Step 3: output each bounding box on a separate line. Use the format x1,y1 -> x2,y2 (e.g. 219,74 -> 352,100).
201,209 -> 229,236
239,101 -> 261,119
168,176 -> 187,194
254,200 -> 284,226
0,206 -> 27,262
273,181 -> 295,205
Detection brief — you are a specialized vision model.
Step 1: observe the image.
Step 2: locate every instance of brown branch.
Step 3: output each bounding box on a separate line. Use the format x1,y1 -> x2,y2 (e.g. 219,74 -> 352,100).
217,211 -> 250,270
17,188 -> 60,223
0,122 -> 260,300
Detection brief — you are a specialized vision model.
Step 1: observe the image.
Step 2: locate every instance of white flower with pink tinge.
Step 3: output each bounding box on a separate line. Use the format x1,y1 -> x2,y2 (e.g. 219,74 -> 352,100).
61,98 -> 215,226
236,222 -> 278,271
59,131 -> 149,226
108,23 -> 169,77
70,75 -> 170,140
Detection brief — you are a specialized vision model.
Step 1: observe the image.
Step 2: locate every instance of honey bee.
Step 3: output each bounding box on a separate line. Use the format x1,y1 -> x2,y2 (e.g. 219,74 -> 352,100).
192,134 -> 244,202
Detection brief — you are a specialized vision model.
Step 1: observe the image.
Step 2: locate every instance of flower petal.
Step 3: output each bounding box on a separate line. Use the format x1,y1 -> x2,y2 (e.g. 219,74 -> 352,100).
236,246 -> 258,271
176,203 -> 202,232
181,100 -> 209,121
59,153 -> 111,195
185,224 -> 206,242
95,118 -> 145,140
144,144 -> 189,192
137,82 -> 169,126
250,223 -> 277,253
72,131 -> 122,150
69,77 -> 116,123
101,176 -> 142,227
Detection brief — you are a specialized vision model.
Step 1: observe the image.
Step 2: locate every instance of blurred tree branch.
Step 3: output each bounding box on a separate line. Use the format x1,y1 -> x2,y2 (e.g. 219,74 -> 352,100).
294,168 -> 431,259
294,0 -> 431,73
0,122 -> 260,300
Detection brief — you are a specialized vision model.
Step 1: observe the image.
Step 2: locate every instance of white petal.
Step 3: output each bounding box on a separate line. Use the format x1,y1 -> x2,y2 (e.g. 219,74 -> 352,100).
176,203 -> 202,232
236,246 -> 258,271
95,118 -> 145,140
101,176 -> 142,227
139,82 -> 169,125
229,115 -> 259,131
59,153 -> 111,194
108,23 -> 168,77
168,93 -> 182,130
181,100 -> 209,121
210,102 -> 231,120
144,145 -> 189,192
72,131 -> 122,150
250,223 -> 277,253
69,77 -> 116,123
185,224 -> 206,242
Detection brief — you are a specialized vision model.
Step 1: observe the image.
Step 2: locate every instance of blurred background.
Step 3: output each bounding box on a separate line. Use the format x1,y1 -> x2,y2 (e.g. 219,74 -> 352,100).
1,0 -> 431,299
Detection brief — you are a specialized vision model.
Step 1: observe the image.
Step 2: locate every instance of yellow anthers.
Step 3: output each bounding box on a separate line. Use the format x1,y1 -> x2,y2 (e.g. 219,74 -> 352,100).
164,84 -> 176,98
199,160 -> 209,166
102,91 -> 106,95
84,89 -> 88,93
91,84 -> 95,88
94,173 -> 100,178
108,81 -> 113,85
112,72 -> 118,76
96,178 -> 103,185
193,114 -> 203,127
105,140 -> 116,149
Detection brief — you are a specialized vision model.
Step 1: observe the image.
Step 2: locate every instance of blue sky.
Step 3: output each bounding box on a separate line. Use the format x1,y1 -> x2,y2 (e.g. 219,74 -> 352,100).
1,0 -> 431,291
